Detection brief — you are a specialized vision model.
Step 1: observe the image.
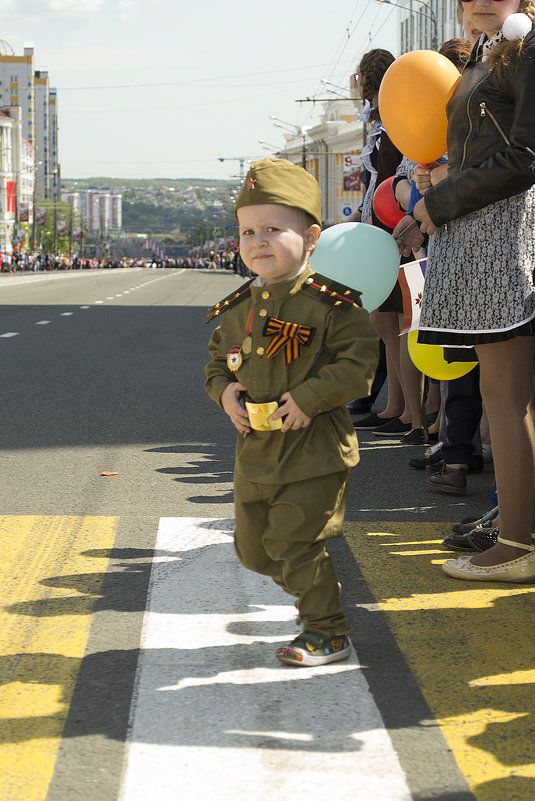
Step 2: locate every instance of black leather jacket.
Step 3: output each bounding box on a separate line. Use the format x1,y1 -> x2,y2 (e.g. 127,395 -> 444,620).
425,30 -> 535,228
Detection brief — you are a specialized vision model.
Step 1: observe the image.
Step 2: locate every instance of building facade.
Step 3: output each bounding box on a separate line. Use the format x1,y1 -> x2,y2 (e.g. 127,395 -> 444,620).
0,46 -> 34,145
62,189 -> 123,235
399,0 -> 465,52
275,99 -> 365,226
0,47 -> 59,205
0,108 -> 19,252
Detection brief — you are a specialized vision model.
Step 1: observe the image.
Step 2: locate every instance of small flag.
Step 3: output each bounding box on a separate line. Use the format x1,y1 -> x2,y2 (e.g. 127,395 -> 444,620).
398,257 -> 426,334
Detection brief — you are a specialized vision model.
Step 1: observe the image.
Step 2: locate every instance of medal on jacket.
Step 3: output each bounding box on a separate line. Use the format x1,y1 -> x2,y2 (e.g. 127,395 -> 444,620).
241,308 -> 254,355
227,346 -> 242,371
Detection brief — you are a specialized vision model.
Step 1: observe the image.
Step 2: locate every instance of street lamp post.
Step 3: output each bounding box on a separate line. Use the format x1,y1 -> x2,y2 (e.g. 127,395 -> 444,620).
269,116 -> 308,169
375,0 -> 438,50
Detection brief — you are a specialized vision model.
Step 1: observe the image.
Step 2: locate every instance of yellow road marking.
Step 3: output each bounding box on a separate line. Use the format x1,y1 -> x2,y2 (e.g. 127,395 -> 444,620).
345,522 -> 535,800
0,516 -> 118,801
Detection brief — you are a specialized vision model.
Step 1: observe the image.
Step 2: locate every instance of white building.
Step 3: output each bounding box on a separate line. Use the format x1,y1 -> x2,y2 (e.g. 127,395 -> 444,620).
62,188 -> 123,235
0,106 -> 22,253
110,193 -> 122,232
398,0 -> 464,52
0,45 -> 35,145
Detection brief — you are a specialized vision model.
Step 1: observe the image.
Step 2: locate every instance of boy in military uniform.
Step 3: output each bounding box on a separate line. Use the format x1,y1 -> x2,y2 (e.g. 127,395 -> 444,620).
205,158 -> 378,666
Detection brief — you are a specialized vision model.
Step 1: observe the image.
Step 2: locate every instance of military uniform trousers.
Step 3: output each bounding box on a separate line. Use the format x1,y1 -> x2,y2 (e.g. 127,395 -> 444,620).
233,468 -> 352,635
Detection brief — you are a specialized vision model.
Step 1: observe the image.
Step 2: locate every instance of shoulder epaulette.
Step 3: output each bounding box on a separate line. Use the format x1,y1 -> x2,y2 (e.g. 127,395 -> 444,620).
206,278 -> 254,323
301,272 -> 362,311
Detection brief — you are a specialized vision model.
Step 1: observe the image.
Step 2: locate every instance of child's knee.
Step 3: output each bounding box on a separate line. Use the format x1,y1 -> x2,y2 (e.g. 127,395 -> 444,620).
234,535 -> 272,574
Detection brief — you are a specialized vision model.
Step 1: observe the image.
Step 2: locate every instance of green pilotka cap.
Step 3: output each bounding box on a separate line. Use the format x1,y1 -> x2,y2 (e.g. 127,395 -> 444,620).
234,158 -> 322,227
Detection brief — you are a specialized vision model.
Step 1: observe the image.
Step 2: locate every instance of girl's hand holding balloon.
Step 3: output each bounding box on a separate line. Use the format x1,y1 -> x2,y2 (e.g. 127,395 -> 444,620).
413,163 -> 439,193
413,197 -> 436,236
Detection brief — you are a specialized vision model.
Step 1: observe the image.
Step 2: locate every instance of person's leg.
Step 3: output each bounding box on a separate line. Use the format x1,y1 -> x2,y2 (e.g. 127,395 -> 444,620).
348,339 -> 387,413
369,310 -> 409,422
262,470 -> 352,635
398,320 -> 427,432
470,335 -> 535,566
369,338 -> 388,403
441,368 -> 482,465
425,379 -> 441,417
233,472 -> 284,586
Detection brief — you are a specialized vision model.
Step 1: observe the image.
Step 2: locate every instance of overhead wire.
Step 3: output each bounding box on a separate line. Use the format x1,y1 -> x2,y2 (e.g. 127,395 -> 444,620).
57,61 -> 352,92
330,4 -> 398,94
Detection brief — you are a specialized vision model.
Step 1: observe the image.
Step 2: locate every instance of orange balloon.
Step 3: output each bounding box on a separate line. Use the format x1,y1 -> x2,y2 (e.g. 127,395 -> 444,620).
378,50 -> 460,163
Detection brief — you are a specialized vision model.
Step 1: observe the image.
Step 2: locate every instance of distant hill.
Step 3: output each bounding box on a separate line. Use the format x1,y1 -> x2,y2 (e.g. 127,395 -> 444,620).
61,177 -> 238,235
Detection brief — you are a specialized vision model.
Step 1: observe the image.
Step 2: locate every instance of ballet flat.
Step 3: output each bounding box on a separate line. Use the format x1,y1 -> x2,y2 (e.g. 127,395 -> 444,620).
442,550 -> 535,583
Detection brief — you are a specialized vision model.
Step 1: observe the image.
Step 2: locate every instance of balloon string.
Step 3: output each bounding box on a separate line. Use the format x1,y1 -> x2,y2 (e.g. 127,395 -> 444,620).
395,218 -> 419,241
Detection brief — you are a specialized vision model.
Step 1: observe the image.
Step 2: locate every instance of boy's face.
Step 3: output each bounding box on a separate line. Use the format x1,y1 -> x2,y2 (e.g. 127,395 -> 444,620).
237,204 -> 320,284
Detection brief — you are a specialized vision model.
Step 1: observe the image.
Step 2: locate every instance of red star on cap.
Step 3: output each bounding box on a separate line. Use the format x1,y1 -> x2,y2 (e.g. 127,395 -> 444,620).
247,178 -> 255,189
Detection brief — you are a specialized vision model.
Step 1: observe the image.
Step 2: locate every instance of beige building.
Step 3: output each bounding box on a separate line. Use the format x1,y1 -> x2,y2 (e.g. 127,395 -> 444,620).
276,99 -> 365,227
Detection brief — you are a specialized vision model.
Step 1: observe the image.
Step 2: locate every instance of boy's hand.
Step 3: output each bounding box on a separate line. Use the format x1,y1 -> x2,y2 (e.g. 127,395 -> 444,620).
272,392 -> 311,433
220,382 -> 251,434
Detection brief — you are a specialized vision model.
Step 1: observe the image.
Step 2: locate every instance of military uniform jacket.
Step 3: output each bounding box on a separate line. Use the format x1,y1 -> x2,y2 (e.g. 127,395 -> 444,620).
205,264 -> 379,485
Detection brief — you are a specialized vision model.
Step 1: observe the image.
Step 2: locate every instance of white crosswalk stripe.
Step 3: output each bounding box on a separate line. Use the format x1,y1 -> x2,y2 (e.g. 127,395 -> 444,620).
119,517 -> 412,801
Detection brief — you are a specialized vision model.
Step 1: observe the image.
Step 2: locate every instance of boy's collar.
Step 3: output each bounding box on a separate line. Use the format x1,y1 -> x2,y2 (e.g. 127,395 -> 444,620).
250,260 -> 309,288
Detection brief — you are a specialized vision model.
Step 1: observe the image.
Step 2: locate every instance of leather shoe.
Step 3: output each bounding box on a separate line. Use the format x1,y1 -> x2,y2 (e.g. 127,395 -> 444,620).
409,445 -> 444,469
451,505 -> 499,535
347,398 -> 373,414
372,418 -> 412,436
467,525 -> 499,552
354,412 -> 395,430
442,533 -> 474,551
427,455 -> 484,476
403,427 -> 429,445
427,464 -> 467,495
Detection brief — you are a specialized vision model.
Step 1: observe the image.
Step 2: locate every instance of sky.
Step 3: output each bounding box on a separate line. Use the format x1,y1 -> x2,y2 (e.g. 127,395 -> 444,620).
0,0 -> 399,181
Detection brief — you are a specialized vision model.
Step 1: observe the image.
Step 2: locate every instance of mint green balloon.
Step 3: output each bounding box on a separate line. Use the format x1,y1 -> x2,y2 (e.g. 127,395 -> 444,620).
309,222 -> 400,311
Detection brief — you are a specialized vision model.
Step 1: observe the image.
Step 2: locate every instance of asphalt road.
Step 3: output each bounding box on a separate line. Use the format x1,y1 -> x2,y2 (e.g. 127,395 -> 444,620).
1,267 -> 532,801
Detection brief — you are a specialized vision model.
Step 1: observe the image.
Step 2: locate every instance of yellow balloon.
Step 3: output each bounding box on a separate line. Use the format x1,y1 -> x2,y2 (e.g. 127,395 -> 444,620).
378,50 -> 460,163
407,330 -> 478,380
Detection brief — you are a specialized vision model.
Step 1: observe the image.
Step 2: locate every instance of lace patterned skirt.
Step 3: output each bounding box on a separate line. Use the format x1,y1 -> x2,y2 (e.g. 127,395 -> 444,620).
418,187 -> 535,346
